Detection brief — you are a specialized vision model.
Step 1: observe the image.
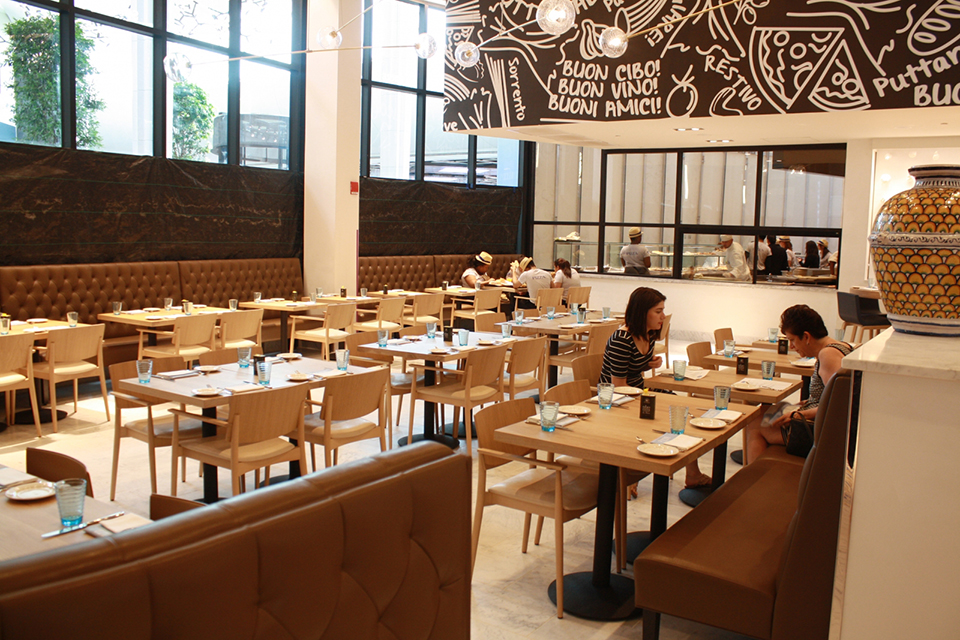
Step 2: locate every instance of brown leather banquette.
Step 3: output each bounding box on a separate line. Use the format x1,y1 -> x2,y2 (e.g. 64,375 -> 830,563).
0,442 -> 471,640
358,253 -> 520,292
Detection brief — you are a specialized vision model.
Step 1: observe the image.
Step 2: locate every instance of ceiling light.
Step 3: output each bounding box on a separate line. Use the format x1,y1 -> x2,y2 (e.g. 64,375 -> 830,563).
413,33 -> 437,59
598,26 -> 627,58
707,139 -> 732,143
536,0 -> 576,35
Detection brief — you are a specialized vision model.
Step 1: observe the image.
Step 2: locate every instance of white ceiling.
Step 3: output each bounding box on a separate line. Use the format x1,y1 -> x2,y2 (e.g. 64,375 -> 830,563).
468,106 -> 960,150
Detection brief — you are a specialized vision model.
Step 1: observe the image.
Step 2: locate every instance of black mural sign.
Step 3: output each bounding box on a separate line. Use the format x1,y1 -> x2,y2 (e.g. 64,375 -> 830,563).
443,0 -> 960,130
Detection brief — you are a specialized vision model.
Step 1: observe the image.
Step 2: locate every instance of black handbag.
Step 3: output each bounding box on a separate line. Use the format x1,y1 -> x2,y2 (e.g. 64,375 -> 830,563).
781,411 -> 815,458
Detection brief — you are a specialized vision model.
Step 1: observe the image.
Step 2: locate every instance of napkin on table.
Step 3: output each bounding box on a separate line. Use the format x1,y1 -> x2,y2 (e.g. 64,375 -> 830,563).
652,433 -> 704,451
700,409 -> 743,422
225,383 -> 262,394
526,414 -> 579,428
587,393 -> 633,406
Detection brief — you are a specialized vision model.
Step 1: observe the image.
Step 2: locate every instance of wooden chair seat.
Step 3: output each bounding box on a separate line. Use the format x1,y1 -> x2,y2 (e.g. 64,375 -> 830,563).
297,327 -> 351,341
0,372 -> 28,386
136,344 -> 212,360
139,314 -> 218,365
303,416 -> 378,439
180,435 -> 298,464
354,320 -> 402,332
122,413 -> 204,439
402,313 -> 440,325
489,467 -> 599,511
418,383 -> 500,403
0,333 -> 41,436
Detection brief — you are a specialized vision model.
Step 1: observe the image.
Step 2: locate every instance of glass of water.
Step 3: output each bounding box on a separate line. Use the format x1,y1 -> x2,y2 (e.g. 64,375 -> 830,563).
377,329 -> 388,347
360,287 -> 368,298
257,360 -> 272,385
761,360 -> 776,380
164,297 -> 173,310
136,359 -> 152,383
768,327 -> 778,342
514,309 -> 524,324
673,359 -> 686,381
67,311 -> 79,327
458,328 -> 469,346
55,479 -> 87,527
669,406 -> 689,434
602,306 -> 610,319
253,292 -> 262,303
540,402 -> 560,433
335,349 -> 350,371
597,383 -> 615,409
714,386 -> 731,410
1,316 -> 10,335
723,340 -> 735,357
229,298 -> 239,311
426,322 -> 437,338
546,306 -> 555,320
237,346 -> 252,368
112,301 -> 122,315
501,323 -> 512,339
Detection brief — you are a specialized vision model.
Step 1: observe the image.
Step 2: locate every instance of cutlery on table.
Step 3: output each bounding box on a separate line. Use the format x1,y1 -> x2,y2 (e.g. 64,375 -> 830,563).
0,478 -> 39,492
42,511 -> 126,538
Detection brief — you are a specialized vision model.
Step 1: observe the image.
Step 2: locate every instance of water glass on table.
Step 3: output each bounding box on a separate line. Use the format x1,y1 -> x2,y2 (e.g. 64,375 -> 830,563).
257,360 -> 272,385
55,479 -> 86,527
669,405 -> 689,435
237,346 -> 252,368
714,385 -> 731,410
673,359 -> 687,380
426,322 -> 437,338
360,287 -> 368,298
253,292 -> 262,303
602,306 -> 610,319
112,301 -> 122,315
597,383 -> 615,409
315,287 -> 323,297
67,311 -> 79,327
335,349 -> 349,371
768,327 -> 778,342
377,329 -> 388,347
577,308 -> 587,324
164,297 -> 173,310
501,323 -> 512,339
761,360 -> 776,380
540,402 -> 560,432
309,292 -> 317,303
183,301 -> 193,315
546,306 -> 555,320
513,309 -> 524,324
136,360 -> 152,384
458,329 -> 469,346
0,316 -> 9,335
229,298 -> 239,311
723,340 -> 735,357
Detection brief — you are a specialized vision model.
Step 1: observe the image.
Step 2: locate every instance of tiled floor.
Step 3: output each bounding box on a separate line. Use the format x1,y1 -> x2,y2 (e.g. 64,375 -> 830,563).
0,339 -> 795,639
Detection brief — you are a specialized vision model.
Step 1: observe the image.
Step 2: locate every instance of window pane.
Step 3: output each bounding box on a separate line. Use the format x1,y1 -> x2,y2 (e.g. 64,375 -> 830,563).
605,152 -> 677,225
682,232 -> 748,281
167,43 -> 227,163
77,19 -> 152,155
370,0 -> 420,88
424,96 -> 467,183
760,148 -> 845,228
241,0 -> 292,64
369,87 -> 416,180
476,136 -> 519,187
239,61 -> 290,169
603,227 -> 674,276
168,0 -> 230,47
76,0 -> 152,26
681,151 -> 757,225
425,7 -> 444,92
0,3 -> 60,146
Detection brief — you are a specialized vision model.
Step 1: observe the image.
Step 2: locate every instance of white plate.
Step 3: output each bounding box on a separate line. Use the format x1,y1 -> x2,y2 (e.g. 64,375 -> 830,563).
791,359 -> 816,367
196,365 -> 219,373
637,443 -> 680,457
142,307 -> 161,313
732,381 -> 760,391
26,318 -> 46,324
613,386 -> 643,396
689,417 -> 727,429
193,304 -> 207,308
558,323 -> 585,329
559,405 -> 591,416
145,315 -> 164,321
192,388 -> 221,397
685,365 -> 703,372
588,318 -> 610,324
278,352 -> 302,360
431,348 -> 451,354
5,480 -> 55,501
477,339 -> 496,346
287,373 -> 311,381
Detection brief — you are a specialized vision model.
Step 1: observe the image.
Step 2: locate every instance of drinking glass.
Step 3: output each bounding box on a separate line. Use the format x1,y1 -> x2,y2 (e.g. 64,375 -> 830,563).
360,287 -> 368,298
335,349 -> 349,371
768,327 -> 778,343
163,297 -> 173,310
602,306 -> 611,319
540,402 -> 560,433
426,322 -> 437,338
714,386 -> 731,410
67,311 -> 79,327
577,308 -> 587,324
112,301 -> 122,315
315,287 -> 323,297
237,346 -> 252,368
761,360 -> 776,380
514,309 -> 524,324
253,292 -> 262,303
673,359 -> 687,381
570,303 -> 579,315
377,329 -> 388,347
309,292 -> 317,303
55,479 -> 86,527
501,323 -> 512,338
669,406 -> 689,435
0,317 -> 9,335
597,383 -> 615,410
183,301 -> 193,315
257,360 -> 272,385
229,298 -> 239,311
136,359 -> 152,384
546,306 -> 555,320
723,340 -> 735,357
458,329 -> 469,346
474,281 -> 482,291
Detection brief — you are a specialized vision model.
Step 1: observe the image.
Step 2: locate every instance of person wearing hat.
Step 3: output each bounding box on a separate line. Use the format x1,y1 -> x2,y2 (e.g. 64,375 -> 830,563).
620,227 -> 651,276
764,234 -> 789,277
817,239 -> 831,264
745,236 -> 771,275
778,236 -> 798,268
461,251 -> 492,288
512,256 -> 553,308
718,234 -> 750,280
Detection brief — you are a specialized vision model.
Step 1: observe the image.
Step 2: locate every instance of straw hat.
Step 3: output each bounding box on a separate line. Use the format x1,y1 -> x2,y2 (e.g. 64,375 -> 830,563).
519,256 -> 534,272
628,227 -> 643,238
476,251 -> 492,265
778,235 -> 791,242
817,239 -> 830,248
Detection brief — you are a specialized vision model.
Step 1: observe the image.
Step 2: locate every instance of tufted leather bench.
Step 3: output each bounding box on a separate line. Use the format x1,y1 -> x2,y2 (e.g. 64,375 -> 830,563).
0,441 -> 471,640
358,254 -> 521,292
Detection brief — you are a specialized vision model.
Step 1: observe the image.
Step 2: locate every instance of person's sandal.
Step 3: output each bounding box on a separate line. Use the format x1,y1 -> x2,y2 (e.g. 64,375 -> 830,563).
684,475 -> 712,490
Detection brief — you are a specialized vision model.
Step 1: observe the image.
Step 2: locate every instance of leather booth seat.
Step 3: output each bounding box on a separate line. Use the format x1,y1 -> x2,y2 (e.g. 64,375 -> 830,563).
0,442 -> 471,640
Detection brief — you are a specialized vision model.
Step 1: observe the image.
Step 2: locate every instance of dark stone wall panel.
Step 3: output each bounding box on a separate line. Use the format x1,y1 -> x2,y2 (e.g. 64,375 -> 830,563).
359,177 -> 521,256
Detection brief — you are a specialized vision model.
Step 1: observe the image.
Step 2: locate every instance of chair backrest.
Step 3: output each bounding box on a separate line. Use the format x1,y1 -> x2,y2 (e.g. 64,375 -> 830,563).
772,370 -> 853,640
473,288 -> 502,312
686,341 -> 716,369
219,309 -> 263,346
399,324 -> 426,337
413,293 -> 444,317
586,322 -> 619,355
344,330 -> 392,366
475,312 -> 506,333
25,448 -> 94,497
0,333 -> 34,374
45,323 -> 105,364
464,343 -> 508,388
474,398 -> 537,467
229,384 -> 309,446
198,347 -> 263,366
836,291 -> 861,324
571,353 -> 602,388
566,286 -> 591,307
535,287 -> 563,311
324,303 -> 357,331
174,314 -> 219,347
375,296 -> 407,323
507,336 -> 547,376
714,327 -> 734,351
658,314 -> 672,343
543,379 -> 591,405
321,366 -> 389,422
149,494 -> 204,520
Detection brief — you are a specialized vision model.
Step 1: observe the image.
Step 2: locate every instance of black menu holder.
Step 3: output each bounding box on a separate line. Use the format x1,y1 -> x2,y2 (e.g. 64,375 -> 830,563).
778,338 -> 789,355
639,393 -> 656,420
736,356 -> 749,375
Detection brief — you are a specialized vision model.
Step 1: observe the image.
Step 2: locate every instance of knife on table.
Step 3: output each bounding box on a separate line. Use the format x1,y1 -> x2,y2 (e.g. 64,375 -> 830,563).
42,511 -> 126,538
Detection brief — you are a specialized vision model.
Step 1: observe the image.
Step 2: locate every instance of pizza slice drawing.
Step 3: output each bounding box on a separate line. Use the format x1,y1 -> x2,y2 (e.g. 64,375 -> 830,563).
749,27 -> 844,113
807,39 -> 870,112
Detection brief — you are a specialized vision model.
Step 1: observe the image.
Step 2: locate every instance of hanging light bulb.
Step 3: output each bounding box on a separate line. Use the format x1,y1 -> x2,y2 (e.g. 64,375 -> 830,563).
414,33 -> 437,59
455,41 -> 480,67
599,26 -> 627,58
536,0 -> 576,35
316,27 -> 343,50
162,52 -> 194,83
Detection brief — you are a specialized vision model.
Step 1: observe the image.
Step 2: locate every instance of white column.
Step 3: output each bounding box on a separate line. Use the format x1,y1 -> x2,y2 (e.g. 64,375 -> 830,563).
303,0 -> 362,295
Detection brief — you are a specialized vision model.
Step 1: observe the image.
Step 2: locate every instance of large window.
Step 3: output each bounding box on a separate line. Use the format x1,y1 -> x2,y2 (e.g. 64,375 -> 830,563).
360,0 -> 520,187
0,0 -> 305,170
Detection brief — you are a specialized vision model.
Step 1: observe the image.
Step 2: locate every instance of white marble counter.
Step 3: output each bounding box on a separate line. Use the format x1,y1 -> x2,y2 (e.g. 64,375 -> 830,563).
842,327 -> 960,380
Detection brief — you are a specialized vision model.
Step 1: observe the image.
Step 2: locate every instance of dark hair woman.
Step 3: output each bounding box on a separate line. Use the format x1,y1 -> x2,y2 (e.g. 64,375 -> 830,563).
801,240 -> 820,268
599,287 -> 666,389
461,251 -> 492,288
551,257 -> 581,293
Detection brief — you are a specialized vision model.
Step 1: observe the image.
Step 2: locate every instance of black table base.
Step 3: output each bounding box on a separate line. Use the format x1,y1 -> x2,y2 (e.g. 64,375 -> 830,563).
398,433 -> 459,448
547,573 -> 639,621
622,531 -> 656,566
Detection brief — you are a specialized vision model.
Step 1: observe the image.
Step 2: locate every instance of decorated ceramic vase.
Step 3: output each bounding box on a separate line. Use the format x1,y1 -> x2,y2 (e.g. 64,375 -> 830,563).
869,165 -> 960,336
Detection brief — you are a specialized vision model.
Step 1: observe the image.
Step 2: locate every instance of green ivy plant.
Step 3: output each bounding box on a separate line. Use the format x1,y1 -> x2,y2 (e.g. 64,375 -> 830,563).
172,82 -> 216,161
3,15 -> 103,148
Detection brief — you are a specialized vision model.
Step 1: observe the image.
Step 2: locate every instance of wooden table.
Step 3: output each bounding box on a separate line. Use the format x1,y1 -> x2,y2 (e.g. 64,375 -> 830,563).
496,392 -> 761,620
648,368 -> 801,404
4,319 -> 78,336
98,306 -> 231,346
118,356 -> 364,503
704,349 -> 814,400
749,339 -> 796,352
238,298 -> 330,348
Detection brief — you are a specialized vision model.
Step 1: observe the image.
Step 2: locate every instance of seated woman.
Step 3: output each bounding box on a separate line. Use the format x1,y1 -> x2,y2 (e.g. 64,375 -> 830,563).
461,251 -> 492,288
800,240 -> 820,268
600,287 -> 711,490
745,304 -> 853,462
551,258 -> 581,295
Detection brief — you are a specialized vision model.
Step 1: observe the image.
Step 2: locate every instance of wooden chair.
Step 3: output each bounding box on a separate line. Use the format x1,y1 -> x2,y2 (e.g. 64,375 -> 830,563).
197,346 -> 264,367
714,327 -> 734,352
453,289 -> 501,329
564,286 -> 591,309
472,397 -> 600,618
653,313 -> 672,369
138,314 -> 218,365
302,366 -> 390,470
108,356 -> 204,500
218,308 -> 263,350
0,333 -> 42,437
475,312 -> 506,333
516,287 -> 563,314
26,448 -> 93,497
170,384 -> 309,497
354,296 -> 405,333
401,293 -> 444,327
149,494 -> 203,520
32,323 -> 110,433
548,321 -> 617,376
686,341 -> 717,370
290,302 -> 356,359
505,336 -> 548,400
571,353 -> 602,393
408,344 -> 508,454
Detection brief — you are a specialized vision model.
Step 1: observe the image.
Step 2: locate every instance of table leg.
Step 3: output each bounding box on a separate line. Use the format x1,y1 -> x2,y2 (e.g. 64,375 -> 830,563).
200,406 -> 219,504
676,441 -> 729,509
547,463 -> 639,620
397,360 -> 458,449
279,311 -> 290,352
548,338 -> 559,388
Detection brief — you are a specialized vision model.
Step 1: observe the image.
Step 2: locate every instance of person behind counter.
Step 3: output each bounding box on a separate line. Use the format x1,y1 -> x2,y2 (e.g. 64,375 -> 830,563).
801,240 -> 820,268
719,234 -> 750,280
620,227 -> 651,276
745,237 -> 771,275
551,258 -> 581,294
511,257 -> 553,309
461,251 -> 492,288
779,236 -> 798,268
764,235 -> 789,276
817,239 -> 832,265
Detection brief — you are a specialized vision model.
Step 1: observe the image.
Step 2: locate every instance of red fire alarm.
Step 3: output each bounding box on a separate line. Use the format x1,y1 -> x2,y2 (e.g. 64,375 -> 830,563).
350,181 -> 359,195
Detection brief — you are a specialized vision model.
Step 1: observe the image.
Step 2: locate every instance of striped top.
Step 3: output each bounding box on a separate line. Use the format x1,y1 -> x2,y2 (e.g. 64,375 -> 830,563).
599,328 -> 655,389
803,342 -> 854,410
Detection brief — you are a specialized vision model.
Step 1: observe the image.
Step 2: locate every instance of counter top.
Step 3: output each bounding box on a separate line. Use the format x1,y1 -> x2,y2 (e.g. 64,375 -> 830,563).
842,328 -> 960,380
